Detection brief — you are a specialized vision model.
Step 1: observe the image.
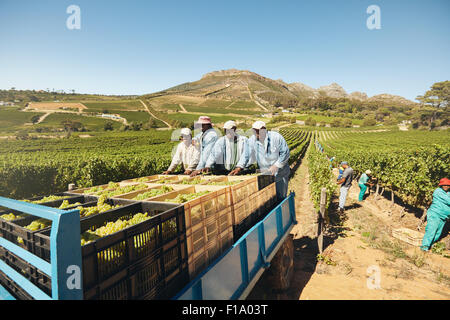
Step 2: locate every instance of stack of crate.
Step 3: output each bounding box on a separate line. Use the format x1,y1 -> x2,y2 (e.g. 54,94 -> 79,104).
191,174 -> 277,242
0,190 -> 190,300
136,182 -> 234,279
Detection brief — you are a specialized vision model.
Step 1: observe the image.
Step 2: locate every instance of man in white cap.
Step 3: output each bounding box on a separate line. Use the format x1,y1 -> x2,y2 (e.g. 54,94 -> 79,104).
247,121 -> 290,200
190,116 -> 219,177
204,120 -> 249,175
163,128 -> 200,175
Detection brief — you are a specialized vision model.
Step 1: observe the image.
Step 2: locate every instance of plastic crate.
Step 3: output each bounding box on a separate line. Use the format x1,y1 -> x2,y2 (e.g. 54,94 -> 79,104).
68,183 -> 114,195
392,228 -> 424,247
68,183 -> 149,197
21,192 -> 92,207
0,201 -> 189,300
112,184 -> 188,201
0,270 -> 34,300
229,177 -> 259,204
149,185 -> 232,230
0,198 -> 137,258
257,174 -> 275,190
0,245 -> 50,297
254,183 -> 277,221
83,238 -> 189,300
187,225 -> 233,279
185,208 -> 232,257
121,175 -> 183,186
231,183 -> 277,241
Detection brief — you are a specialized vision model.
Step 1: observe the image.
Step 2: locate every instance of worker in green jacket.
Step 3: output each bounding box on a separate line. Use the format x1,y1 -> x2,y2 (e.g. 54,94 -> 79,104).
421,178 -> 450,251
358,170 -> 374,201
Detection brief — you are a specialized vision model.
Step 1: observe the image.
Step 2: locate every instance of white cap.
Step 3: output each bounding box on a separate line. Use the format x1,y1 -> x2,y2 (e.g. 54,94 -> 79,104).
180,128 -> 192,136
365,170 -> 372,175
223,120 -> 237,130
252,121 -> 266,130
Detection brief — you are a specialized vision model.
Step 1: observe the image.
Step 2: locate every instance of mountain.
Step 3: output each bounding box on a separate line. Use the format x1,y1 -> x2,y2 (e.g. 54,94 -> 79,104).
143,69 -> 417,107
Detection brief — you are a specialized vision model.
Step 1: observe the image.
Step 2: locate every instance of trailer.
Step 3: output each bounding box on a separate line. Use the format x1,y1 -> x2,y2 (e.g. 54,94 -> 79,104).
0,191 -> 296,300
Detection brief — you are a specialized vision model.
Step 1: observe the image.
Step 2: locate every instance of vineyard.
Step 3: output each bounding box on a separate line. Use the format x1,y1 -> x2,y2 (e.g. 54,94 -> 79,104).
1,127 -> 448,213
0,128 -> 311,200
279,128 -> 311,166
317,130 -> 450,208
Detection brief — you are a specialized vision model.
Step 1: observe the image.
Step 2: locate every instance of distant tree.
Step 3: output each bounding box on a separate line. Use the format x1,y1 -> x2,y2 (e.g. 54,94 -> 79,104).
61,120 -> 83,132
362,116 -> 377,127
305,117 -> 317,126
130,122 -> 143,131
30,115 -> 41,124
416,80 -> 449,109
104,121 -> 114,131
331,118 -> 342,127
342,118 -> 352,128
120,124 -> 130,131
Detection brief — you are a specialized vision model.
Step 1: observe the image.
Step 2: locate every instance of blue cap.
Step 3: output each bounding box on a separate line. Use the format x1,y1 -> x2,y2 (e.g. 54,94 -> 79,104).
340,161 -> 348,166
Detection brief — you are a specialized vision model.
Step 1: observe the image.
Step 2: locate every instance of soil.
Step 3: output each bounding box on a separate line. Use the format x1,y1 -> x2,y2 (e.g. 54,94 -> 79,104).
247,150 -> 450,300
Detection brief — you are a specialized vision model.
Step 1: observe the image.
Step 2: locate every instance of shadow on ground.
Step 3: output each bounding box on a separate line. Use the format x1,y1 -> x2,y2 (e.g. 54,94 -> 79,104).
247,196 -> 354,300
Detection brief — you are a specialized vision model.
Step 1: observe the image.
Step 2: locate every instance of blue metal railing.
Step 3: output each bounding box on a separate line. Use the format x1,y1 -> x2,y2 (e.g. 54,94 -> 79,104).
0,196 -> 83,300
174,192 -> 296,300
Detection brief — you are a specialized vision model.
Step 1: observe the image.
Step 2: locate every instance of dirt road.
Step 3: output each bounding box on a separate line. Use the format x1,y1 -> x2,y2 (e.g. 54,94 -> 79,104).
139,99 -> 172,129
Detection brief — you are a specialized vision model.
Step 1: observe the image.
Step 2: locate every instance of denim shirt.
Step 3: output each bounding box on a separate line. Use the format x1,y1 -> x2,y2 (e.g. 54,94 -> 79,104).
205,135 -> 249,170
247,131 -> 290,171
194,128 -> 218,170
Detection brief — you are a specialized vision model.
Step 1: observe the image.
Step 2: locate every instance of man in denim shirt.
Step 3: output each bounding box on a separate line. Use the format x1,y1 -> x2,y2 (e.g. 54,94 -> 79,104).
247,121 -> 290,201
190,116 -> 219,177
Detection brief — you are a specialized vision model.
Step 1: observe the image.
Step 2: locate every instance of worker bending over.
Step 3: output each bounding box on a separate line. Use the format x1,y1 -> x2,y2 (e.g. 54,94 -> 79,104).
358,170 -> 374,201
421,178 -> 450,251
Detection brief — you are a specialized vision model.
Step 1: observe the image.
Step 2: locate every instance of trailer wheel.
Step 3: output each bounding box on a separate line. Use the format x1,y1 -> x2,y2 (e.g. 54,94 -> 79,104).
265,235 -> 294,291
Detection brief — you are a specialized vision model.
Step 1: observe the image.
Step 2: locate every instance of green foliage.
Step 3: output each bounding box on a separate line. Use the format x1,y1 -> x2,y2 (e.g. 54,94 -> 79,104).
323,130 -> 450,207
0,130 -> 175,199
308,140 -> 336,210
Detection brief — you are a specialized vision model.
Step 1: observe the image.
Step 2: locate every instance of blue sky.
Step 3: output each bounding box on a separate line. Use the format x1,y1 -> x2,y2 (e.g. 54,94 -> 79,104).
0,0 -> 449,101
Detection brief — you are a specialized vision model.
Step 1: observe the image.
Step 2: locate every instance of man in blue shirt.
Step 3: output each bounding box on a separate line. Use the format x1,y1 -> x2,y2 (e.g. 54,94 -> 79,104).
337,161 -> 354,214
247,121 -> 290,201
190,116 -> 219,177
204,120 -> 249,176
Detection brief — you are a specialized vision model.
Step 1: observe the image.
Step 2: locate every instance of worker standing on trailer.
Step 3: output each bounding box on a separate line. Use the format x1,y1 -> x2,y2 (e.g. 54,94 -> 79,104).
190,116 -> 219,177
421,178 -> 450,251
163,128 -> 200,175
337,161 -> 354,214
358,170 -> 374,201
247,121 -> 290,201
203,120 -> 249,176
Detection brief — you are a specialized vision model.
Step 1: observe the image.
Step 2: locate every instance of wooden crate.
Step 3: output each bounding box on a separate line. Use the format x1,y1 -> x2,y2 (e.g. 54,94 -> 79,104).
392,228 -> 424,247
